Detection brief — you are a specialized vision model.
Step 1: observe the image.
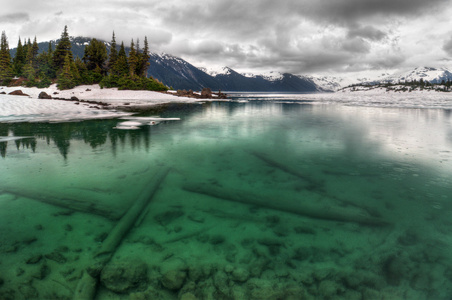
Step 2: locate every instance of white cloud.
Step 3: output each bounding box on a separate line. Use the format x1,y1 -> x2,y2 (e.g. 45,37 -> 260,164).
1,0 -> 452,76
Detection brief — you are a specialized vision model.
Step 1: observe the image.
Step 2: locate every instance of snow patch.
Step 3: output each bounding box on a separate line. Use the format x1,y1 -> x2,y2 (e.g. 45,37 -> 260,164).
0,84 -> 199,123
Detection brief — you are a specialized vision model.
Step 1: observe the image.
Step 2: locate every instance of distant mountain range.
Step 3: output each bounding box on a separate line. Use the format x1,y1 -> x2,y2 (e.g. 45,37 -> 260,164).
149,53 -> 323,92
9,37 -> 452,93
368,67 -> 452,85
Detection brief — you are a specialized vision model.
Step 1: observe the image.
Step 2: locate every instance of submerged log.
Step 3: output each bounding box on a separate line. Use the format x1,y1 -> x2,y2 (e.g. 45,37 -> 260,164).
251,151 -> 323,187
1,188 -> 122,220
183,183 -> 389,227
251,151 -> 380,217
74,167 -> 170,300
94,167 -> 170,260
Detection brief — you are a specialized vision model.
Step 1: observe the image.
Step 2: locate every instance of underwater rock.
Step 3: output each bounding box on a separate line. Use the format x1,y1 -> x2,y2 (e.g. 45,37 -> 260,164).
180,292 -> 198,300
294,226 -> 316,235
230,285 -> 248,299
213,270 -> 230,297
247,279 -> 284,300
0,277 -> 3,286
232,267 -> 250,282
343,270 -> 385,290
179,280 -> 196,296
188,267 -> 205,282
161,269 -> 187,290
318,280 -> 344,298
341,289 -> 362,300
5,245 -> 18,253
265,215 -> 280,225
258,238 -> 283,256
18,284 -> 38,298
16,268 -> 24,277
292,246 -> 313,261
382,253 -> 412,286
32,264 -> 50,280
209,235 -> 225,245
60,267 -> 75,278
101,260 -> 148,293
45,251 -> 67,264
94,232 -> 108,243
130,288 -> 167,300
34,224 -> 44,230
22,237 -> 38,245
26,254 -> 43,264
56,245 -> 70,253
397,229 -> 420,246
224,264 -> 234,274
0,289 -> 15,300
272,225 -> 290,237
155,210 -> 185,226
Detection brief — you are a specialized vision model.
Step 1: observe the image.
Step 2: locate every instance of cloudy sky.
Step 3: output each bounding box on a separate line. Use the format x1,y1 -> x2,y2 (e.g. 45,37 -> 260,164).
2,0 -> 452,78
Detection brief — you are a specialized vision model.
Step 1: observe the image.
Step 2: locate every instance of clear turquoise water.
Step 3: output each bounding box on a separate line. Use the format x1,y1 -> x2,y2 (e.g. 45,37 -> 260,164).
1,100 -> 452,299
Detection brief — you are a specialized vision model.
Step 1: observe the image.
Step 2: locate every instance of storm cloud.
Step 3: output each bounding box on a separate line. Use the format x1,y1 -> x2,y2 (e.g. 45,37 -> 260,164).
0,13 -> 30,24
1,0 -> 452,77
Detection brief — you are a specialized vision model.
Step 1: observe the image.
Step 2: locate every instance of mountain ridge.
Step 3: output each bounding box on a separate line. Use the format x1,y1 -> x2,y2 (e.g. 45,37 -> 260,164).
9,37 -> 452,93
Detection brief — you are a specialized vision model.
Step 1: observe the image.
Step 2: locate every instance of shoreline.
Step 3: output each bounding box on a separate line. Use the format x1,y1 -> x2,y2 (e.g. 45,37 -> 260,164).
0,84 -> 225,123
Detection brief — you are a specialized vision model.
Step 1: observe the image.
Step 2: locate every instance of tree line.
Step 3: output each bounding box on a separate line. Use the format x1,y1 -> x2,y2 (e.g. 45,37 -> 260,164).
0,26 -> 168,91
347,78 -> 452,92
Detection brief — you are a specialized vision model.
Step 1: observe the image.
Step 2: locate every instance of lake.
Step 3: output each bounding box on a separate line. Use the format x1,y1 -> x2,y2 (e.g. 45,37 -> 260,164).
1,95 -> 452,299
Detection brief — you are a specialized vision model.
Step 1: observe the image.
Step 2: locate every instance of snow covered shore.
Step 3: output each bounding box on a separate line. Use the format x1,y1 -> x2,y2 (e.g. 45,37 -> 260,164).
0,84 -> 198,123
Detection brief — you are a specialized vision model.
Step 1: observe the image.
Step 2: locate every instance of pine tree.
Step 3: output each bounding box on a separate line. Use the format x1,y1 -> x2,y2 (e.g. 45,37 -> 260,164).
128,39 -> 138,77
107,32 -> 117,74
137,36 -> 150,77
0,31 -> 13,83
53,26 -> 73,72
57,53 -> 76,89
48,42 -> 53,55
13,38 -> 26,76
82,38 -> 107,75
31,37 -> 39,68
70,59 -> 81,84
113,42 -> 128,76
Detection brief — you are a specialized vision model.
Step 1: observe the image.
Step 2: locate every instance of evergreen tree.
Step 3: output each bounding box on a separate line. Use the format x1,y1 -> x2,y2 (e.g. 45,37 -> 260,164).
107,32 -> 117,73
57,53 -> 76,89
0,31 -> 13,83
13,38 -> 26,76
30,37 -> 39,68
113,42 -> 128,76
128,39 -> 138,77
82,38 -> 107,75
53,26 -> 73,72
48,42 -> 53,55
70,59 -> 81,84
137,36 -> 150,77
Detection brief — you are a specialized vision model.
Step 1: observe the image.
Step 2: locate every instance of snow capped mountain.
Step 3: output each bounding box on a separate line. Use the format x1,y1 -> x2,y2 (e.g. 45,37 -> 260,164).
378,67 -> 452,84
241,71 -> 284,82
201,66 -> 234,77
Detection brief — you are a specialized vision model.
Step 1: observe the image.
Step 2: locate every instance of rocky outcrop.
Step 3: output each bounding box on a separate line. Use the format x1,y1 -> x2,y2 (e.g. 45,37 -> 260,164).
201,88 -> 212,98
8,90 -> 29,97
38,92 -> 52,99
174,88 -> 227,99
